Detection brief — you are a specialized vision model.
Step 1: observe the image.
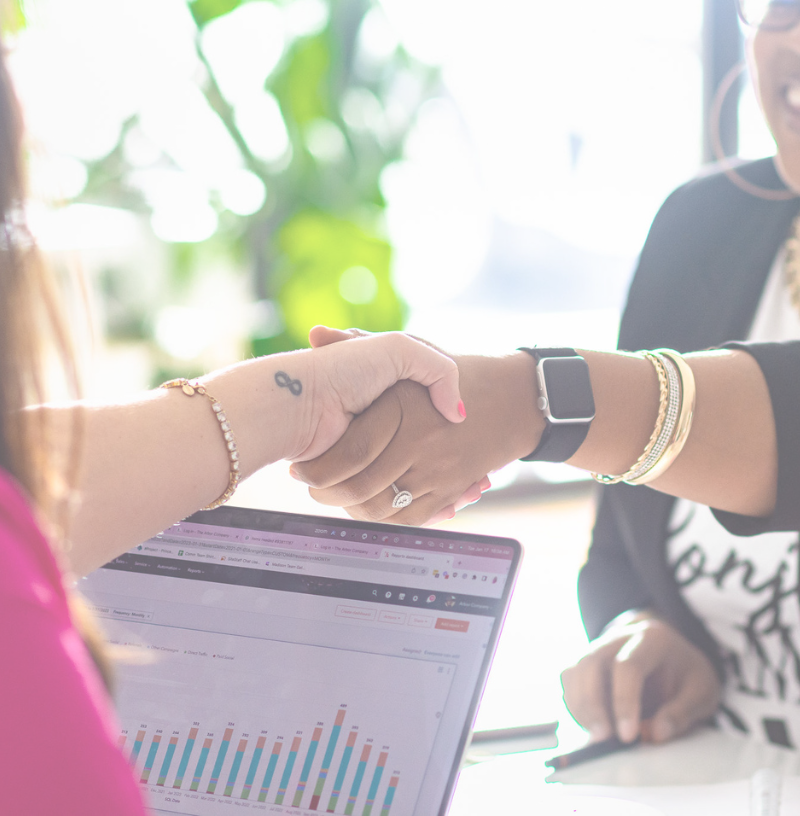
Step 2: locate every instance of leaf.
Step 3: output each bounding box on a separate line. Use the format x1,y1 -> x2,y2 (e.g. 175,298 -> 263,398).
187,0 -> 243,27
274,210 -> 405,348
269,34 -> 331,128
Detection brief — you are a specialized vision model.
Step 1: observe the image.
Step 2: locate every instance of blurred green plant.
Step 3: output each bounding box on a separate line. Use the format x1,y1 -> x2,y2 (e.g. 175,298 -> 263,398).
75,0 -> 439,363
0,0 -> 26,34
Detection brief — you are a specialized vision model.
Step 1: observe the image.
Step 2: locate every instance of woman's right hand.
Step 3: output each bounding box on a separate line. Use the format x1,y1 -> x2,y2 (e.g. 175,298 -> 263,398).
291,353 -> 540,525
560,614 -> 721,745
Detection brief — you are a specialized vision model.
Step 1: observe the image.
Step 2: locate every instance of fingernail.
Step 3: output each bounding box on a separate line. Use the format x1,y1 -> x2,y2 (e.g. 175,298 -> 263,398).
458,400 -> 467,419
288,465 -> 305,483
617,718 -> 638,743
480,477 -> 492,492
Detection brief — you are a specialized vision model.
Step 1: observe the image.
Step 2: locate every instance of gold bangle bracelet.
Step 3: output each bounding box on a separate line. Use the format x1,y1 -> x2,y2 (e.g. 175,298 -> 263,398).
160,378 -> 241,510
625,349 -> 696,486
622,352 -> 681,483
591,351 -> 670,485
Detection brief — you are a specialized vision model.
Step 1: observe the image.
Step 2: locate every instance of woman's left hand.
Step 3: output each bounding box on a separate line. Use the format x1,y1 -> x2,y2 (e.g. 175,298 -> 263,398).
560,616 -> 721,745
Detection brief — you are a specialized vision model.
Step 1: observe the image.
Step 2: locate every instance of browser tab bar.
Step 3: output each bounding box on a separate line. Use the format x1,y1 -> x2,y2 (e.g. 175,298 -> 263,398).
163,523 -> 243,543
381,549 -> 454,568
308,540 -> 382,559
240,531 -> 300,547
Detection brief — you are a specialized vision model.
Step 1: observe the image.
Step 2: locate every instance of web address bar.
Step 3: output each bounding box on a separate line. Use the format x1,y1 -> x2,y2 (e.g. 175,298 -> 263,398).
155,536 -> 427,574
155,536 -> 322,560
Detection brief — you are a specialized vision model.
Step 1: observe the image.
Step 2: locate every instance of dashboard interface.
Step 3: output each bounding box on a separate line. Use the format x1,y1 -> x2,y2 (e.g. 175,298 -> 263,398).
80,507 -> 521,816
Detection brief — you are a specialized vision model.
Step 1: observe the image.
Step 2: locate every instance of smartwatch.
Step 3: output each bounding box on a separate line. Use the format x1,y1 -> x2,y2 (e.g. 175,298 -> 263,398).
519,347 -> 595,462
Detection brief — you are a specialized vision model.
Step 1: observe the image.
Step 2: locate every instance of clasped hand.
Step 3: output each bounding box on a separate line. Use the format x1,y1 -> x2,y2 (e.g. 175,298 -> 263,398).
291,330 -> 539,523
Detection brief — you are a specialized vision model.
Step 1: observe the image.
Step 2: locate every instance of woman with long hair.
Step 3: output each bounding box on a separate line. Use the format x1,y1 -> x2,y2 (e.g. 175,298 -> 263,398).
0,37 -> 470,814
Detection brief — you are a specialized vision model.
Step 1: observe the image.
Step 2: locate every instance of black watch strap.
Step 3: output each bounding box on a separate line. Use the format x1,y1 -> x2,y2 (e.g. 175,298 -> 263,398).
519,347 -> 594,463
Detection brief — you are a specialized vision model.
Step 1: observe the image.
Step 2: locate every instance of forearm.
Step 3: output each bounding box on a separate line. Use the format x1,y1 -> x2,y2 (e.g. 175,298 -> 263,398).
569,348 -> 776,517
297,346 -> 778,525
489,348 -> 774,510
49,329 -> 466,576
453,353 -> 544,470
51,353 -> 316,577
447,350 -> 663,476
465,347 -> 775,516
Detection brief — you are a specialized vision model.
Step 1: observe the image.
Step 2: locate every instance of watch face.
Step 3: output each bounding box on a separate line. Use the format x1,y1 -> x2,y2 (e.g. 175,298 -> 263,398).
538,357 -> 596,422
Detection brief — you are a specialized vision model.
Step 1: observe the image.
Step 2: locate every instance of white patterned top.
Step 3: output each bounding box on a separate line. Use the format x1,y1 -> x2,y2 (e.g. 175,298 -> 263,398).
667,240 -> 800,748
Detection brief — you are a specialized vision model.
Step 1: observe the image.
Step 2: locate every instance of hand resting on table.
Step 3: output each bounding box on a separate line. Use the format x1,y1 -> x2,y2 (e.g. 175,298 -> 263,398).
560,614 -> 721,746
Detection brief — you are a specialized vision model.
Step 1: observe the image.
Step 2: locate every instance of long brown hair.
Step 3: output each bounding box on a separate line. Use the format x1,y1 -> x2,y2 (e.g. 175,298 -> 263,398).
0,39 -> 37,488
0,40 -> 112,686
0,41 -> 81,521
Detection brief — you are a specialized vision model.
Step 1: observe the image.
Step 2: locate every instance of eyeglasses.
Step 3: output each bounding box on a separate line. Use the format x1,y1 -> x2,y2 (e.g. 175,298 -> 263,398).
737,0 -> 800,31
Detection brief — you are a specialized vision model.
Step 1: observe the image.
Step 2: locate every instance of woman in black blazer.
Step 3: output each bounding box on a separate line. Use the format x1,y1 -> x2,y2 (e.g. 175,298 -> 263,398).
568,157 -> 800,749
297,0 -> 800,752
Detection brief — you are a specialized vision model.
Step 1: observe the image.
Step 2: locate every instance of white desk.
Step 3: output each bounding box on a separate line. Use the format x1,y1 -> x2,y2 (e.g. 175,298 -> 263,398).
449,727 -> 800,815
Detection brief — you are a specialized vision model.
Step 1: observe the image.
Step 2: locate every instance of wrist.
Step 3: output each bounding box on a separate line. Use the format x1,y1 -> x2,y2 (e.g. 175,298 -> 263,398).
203,351 -> 317,471
457,352 -> 543,467
518,347 -> 596,462
568,350 -> 661,474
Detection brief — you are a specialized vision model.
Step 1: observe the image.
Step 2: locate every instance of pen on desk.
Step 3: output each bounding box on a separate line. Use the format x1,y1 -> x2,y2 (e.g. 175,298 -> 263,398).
544,736 -> 639,770
750,768 -> 781,816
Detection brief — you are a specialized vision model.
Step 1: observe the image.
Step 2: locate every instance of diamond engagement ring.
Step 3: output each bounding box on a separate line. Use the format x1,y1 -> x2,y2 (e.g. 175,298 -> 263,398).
391,483 -> 413,509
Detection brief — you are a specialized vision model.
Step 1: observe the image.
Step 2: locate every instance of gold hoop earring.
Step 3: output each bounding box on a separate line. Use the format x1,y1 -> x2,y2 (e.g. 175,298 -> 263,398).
709,60 -> 799,201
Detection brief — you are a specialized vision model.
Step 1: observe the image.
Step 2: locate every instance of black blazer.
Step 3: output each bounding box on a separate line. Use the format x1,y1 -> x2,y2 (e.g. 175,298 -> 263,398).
578,157 -> 800,676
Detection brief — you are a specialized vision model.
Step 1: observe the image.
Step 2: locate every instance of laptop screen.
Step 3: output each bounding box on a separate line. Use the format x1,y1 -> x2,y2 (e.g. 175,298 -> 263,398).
79,506 -> 522,816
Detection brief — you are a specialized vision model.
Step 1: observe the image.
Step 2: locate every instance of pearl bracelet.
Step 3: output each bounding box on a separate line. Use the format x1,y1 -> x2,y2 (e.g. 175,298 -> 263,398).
160,378 -> 240,510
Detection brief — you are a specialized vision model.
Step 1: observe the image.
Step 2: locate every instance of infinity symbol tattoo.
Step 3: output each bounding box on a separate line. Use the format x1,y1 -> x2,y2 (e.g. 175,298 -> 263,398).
275,371 -> 303,396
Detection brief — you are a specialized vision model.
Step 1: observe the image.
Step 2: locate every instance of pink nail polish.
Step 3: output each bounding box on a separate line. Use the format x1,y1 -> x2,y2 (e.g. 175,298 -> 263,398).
457,400 -> 467,419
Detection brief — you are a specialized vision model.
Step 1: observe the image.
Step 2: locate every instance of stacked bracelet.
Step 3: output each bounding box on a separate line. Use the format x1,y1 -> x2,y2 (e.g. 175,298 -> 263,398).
160,378 -> 241,510
628,349 -> 696,485
591,348 -> 696,487
591,351 -> 669,485
623,352 -> 682,484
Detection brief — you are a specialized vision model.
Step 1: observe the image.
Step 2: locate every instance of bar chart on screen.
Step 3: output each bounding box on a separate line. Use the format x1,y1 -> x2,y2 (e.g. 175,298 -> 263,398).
119,705 -> 401,815
107,624 -> 453,815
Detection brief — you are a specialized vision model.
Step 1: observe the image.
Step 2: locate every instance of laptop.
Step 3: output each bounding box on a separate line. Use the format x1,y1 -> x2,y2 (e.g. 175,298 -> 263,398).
79,506 -> 522,816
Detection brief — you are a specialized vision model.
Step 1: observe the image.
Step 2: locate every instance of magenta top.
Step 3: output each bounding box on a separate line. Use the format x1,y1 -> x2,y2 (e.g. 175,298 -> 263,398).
0,469 -> 147,815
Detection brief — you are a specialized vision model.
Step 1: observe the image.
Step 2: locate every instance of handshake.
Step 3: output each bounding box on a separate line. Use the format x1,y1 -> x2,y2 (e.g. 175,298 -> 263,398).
291,329 -> 738,753
289,327 -> 546,526
287,327 -> 777,528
